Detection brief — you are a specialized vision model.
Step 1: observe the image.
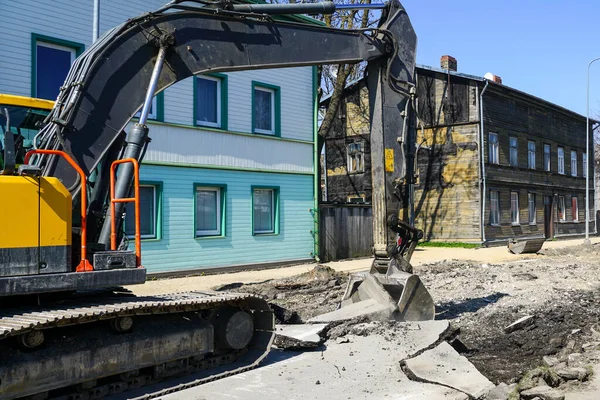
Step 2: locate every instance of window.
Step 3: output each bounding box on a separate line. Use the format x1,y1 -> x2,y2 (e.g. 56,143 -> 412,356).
252,187 -> 279,235
490,191 -> 500,225
509,137 -> 518,166
195,185 -> 225,237
528,193 -> 536,224
488,132 -> 499,164
347,142 -> 364,173
528,141 -> 536,169
543,144 -> 551,171
510,192 -> 519,225
252,82 -> 280,136
571,150 -> 577,176
195,74 -> 227,129
32,34 -> 84,100
347,196 -> 365,204
558,195 -> 566,222
558,147 -> 565,174
572,196 -> 578,222
134,95 -> 162,121
125,184 -> 161,239
583,153 -> 587,178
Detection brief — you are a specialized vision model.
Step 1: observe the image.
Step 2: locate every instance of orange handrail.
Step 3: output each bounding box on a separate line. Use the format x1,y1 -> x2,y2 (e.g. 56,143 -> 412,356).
109,158 -> 141,267
24,150 -> 93,272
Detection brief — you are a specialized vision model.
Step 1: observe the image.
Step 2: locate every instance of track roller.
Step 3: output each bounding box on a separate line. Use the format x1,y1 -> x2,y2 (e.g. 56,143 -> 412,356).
214,308 -> 254,350
18,330 -> 44,349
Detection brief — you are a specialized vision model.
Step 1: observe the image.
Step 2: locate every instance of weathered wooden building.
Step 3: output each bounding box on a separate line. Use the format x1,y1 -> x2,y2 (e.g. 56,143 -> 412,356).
322,56 -> 595,244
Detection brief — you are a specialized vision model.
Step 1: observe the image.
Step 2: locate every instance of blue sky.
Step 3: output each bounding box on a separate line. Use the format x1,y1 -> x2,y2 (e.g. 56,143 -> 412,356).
401,0 -> 600,117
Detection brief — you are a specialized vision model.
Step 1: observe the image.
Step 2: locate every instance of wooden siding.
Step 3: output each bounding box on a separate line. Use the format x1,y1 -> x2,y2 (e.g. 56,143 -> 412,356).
414,124 -> 480,240
319,204 -> 373,261
136,164 -> 315,273
142,123 -> 313,173
482,86 -> 594,240
0,1 -> 315,144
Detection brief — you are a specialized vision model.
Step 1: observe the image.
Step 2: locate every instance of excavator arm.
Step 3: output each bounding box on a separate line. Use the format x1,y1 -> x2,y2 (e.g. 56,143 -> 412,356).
30,0 -> 417,257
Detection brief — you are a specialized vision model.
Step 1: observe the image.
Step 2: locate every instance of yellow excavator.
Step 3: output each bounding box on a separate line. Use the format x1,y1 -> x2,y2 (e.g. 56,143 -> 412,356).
0,1 -> 434,399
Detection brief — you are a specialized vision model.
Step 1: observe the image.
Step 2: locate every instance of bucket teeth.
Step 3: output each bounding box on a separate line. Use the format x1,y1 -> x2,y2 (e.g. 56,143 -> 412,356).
313,259 -> 435,323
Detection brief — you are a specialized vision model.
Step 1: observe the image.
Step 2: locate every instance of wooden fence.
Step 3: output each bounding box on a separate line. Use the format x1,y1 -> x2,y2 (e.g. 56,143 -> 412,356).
318,204 -> 373,262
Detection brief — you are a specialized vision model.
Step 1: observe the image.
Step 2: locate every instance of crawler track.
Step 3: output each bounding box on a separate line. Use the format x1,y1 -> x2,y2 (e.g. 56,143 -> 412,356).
0,291 -> 275,400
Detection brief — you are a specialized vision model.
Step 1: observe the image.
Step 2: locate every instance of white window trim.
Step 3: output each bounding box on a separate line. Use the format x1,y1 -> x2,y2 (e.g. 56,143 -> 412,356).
254,87 -> 276,135
253,189 -> 275,234
543,144 -> 551,171
135,96 -> 157,120
572,196 -> 579,222
490,191 -> 500,226
571,151 -> 577,177
196,75 -> 222,128
35,41 -> 76,99
558,147 -> 565,174
141,185 -> 157,239
509,137 -> 518,166
558,195 -> 566,222
528,141 -> 536,169
489,132 -> 499,164
347,142 -> 364,173
195,187 -> 222,237
125,185 -> 157,239
528,193 -> 536,225
510,192 -> 520,225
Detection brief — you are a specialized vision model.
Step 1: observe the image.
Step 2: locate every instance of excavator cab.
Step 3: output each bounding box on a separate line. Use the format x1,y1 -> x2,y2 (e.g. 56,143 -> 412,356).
0,95 -> 51,173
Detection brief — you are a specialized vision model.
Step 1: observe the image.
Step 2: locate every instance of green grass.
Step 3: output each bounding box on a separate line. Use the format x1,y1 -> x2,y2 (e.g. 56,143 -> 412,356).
417,241 -> 481,249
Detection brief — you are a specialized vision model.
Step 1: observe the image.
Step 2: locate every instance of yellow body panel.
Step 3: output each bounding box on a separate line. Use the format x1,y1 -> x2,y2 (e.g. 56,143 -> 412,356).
0,176 -> 71,249
0,94 -> 54,110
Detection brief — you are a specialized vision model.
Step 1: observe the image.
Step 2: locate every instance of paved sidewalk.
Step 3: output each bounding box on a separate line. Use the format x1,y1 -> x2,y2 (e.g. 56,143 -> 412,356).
126,236 -> 600,296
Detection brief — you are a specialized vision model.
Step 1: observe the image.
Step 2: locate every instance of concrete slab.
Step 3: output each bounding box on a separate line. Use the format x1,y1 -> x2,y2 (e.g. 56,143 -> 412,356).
274,323 -> 328,349
403,341 -> 495,399
307,298 -> 392,323
119,321 -> 461,400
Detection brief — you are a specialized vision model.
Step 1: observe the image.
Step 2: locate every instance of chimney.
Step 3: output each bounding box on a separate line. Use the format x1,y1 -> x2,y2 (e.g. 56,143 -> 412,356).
484,72 -> 503,84
440,55 -> 457,72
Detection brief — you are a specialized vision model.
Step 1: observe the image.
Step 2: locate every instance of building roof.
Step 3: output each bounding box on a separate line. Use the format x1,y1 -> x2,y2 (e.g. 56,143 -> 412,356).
320,64 -> 597,124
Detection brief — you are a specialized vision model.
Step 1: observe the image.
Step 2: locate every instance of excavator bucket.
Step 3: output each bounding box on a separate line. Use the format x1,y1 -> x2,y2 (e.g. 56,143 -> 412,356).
309,259 -> 435,323
340,260 -> 435,321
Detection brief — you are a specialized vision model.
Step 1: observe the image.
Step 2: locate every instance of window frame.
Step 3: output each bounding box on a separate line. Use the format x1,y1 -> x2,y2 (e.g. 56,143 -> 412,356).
510,191 -> 520,225
347,141 -> 365,173
572,196 -> 579,222
543,143 -> 551,172
489,190 -> 500,226
251,186 -> 280,235
31,33 -> 85,99
124,181 -> 163,241
488,132 -> 499,164
528,192 -> 536,225
558,146 -> 565,174
194,183 -> 227,238
252,81 -> 281,136
194,73 -> 228,129
527,140 -> 536,169
570,150 -> 577,177
509,137 -> 518,167
558,195 -> 566,222
134,93 -> 164,122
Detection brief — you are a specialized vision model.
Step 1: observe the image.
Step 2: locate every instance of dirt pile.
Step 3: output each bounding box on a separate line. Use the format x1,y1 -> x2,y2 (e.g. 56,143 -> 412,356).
416,249 -> 600,385
215,265 -> 348,323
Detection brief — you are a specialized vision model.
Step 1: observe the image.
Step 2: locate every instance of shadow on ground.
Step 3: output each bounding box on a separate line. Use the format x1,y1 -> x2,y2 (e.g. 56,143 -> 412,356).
435,292 -> 509,320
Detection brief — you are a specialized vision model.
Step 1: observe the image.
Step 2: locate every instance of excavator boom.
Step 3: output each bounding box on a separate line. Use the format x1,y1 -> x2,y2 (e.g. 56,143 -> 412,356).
0,2 -> 433,398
